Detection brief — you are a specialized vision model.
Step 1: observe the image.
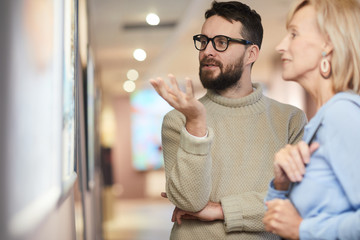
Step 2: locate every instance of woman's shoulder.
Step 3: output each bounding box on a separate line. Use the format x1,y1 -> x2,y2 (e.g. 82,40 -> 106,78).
323,92 -> 360,126
326,92 -> 360,116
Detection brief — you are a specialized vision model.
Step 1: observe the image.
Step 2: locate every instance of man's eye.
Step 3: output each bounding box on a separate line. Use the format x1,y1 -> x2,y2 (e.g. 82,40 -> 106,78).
218,40 -> 227,46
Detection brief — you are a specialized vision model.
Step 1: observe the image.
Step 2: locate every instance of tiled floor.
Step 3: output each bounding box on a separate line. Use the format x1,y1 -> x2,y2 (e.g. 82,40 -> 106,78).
103,198 -> 174,240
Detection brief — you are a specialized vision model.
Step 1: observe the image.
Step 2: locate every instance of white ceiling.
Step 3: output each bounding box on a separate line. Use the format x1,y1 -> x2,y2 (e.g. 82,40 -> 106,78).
88,0 -> 293,98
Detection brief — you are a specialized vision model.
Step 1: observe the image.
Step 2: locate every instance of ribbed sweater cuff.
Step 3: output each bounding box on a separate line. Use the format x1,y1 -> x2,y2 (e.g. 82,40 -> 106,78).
221,195 -> 244,232
179,127 -> 213,155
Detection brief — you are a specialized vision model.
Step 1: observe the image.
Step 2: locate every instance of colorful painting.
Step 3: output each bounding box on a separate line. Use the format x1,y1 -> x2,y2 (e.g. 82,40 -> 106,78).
130,89 -> 173,171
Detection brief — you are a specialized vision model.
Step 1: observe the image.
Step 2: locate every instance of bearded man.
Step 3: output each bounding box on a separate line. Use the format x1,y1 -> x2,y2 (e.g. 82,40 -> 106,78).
150,1 -> 307,239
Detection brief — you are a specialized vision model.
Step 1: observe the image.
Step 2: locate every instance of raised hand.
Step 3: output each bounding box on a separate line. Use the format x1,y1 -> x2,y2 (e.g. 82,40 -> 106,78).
273,141 -> 319,190
150,74 -> 207,137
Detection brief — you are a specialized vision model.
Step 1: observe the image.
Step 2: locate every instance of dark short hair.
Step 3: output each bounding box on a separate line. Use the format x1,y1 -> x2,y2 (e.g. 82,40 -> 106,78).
205,1 -> 263,49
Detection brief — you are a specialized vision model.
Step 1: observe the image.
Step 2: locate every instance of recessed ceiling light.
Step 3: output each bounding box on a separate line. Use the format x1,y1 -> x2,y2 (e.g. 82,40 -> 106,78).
133,48 -> 147,61
146,13 -> 160,26
123,80 -> 136,93
127,69 -> 139,81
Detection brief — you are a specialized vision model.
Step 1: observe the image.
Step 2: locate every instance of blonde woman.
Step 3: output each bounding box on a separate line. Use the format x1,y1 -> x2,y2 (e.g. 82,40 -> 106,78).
263,0 -> 360,239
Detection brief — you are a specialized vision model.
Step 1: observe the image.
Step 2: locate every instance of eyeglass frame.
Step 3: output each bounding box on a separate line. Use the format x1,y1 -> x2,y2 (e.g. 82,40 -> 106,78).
193,34 -> 254,52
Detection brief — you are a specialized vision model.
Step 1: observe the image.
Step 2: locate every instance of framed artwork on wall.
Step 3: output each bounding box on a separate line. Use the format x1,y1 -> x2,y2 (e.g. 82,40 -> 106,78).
85,46 -> 97,190
61,0 -> 78,194
6,0 -> 64,238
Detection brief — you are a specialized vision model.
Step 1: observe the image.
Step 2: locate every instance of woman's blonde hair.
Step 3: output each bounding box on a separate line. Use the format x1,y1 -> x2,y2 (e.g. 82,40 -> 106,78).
287,0 -> 360,94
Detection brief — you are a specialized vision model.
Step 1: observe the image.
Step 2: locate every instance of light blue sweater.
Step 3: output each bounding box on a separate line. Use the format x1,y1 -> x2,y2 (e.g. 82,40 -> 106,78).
265,92 -> 360,240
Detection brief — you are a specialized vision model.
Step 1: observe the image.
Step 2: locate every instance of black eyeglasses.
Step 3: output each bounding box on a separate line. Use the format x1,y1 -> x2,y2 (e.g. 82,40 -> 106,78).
193,34 -> 254,52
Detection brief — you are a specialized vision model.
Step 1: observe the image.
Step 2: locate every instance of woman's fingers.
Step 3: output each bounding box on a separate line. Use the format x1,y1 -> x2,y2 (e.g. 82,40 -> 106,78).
274,146 -> 300,182
288,144 -> 306,180
309,142 -> 320,155
275,141 -> 316,182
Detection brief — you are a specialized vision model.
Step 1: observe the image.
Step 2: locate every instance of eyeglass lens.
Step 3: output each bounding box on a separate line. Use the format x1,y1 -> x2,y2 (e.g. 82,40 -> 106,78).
195,35 -> 229,52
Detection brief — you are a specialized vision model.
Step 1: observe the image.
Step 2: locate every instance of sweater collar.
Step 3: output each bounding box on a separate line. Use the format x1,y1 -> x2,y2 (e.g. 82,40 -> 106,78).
205,83 -> 263,108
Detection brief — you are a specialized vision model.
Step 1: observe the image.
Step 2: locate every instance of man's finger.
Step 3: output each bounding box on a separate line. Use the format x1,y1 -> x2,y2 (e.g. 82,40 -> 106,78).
152,77 -> 179,107
168,74 -> 181,93
171,207 -> 178,223
176,210 -> 183,225
185,77 -> 194,99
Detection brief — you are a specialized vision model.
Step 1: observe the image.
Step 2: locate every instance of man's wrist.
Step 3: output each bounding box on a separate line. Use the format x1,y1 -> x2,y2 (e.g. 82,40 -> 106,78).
185,117 -> 207,137
184,127 -> 208,139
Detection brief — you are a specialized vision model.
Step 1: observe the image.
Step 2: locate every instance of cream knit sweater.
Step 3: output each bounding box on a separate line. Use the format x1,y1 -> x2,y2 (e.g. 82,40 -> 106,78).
161,83 -> 307,239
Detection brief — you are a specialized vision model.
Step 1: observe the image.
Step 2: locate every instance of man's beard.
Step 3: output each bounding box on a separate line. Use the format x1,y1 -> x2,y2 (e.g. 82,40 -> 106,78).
199,55 -> 244,91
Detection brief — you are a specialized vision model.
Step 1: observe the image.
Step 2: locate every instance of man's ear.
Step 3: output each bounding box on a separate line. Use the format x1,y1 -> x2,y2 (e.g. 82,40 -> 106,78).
245,44 -> 260,65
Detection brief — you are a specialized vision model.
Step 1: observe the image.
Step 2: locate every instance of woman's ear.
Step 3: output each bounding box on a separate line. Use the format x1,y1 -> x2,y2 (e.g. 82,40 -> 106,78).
323,36 -> 334,56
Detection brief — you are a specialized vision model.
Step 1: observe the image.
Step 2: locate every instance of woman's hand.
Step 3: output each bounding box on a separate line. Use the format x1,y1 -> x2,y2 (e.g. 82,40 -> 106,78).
263,199 -> 302,240
273,141 -> 319,190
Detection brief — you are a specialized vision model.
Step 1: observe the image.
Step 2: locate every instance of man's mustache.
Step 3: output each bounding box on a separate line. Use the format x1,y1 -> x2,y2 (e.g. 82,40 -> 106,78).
200,57 -> 223,68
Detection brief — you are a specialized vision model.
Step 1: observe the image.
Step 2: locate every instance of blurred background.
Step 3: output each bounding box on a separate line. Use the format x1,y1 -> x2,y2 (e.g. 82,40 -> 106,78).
0,0 -> 316,240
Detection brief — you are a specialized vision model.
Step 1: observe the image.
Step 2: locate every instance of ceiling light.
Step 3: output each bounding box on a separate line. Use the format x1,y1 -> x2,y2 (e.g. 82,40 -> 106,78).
127,69 -> 139,81
133,48 -> 146,61
123,80 -> 136,93
146,13 -> 160,26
